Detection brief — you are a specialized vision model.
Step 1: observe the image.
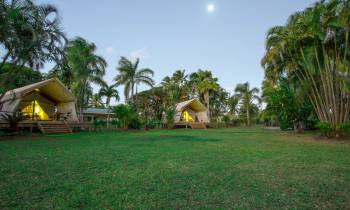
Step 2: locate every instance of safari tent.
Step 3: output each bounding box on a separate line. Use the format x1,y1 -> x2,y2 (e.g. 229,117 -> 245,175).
0,78 -> 78,122
174,98 -> 209,124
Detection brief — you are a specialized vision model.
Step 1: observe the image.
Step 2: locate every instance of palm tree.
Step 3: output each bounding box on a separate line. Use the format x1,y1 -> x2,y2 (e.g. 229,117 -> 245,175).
114,57 -> 154,102
227,96 -> 239,116
99,83 -> 120,108
89,93 -> 104,108
262,0 -> 350,136
0,1 -> 66,70
190,70 -> 219,118
161,70 -> 189,103
172,69 -> 188,88
235,82 -> 260,126
65,37 -> 107,121
0,0 -> 66,108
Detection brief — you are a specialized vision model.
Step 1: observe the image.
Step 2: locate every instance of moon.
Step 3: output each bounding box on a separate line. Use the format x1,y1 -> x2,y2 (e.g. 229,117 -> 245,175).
207,4 -> 214,12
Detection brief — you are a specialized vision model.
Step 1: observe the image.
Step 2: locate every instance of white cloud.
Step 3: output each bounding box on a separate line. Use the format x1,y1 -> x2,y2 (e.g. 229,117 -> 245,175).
105,47 -> 115,54
129,47 -> 150,62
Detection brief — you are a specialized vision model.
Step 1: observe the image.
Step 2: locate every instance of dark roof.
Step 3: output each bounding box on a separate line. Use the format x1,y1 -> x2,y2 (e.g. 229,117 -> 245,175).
83,108 -> 114,115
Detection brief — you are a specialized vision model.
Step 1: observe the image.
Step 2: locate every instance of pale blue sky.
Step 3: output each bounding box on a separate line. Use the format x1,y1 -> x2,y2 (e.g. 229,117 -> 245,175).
38,0 -> 314,103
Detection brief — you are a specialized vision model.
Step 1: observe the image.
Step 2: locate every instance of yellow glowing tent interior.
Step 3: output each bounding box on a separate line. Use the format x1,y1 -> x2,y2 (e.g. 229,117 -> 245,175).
0,78 -> 78,122
174,99 -> 209,123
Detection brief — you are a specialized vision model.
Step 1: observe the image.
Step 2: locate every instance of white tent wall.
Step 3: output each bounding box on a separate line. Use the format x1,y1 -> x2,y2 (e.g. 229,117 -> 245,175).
0,99 -> 21,114
57,102 -> 78,122
197,111 -> 209,123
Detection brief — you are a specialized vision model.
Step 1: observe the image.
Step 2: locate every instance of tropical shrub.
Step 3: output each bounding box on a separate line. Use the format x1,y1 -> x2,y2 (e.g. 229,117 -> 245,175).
113,104 -> 138,130
316,122 -> 333,137
165,106 -> 176,128
0,112 -> 22,132
93,119 -> 107,131
339,123 -> 350,136
111,119 -> 120,128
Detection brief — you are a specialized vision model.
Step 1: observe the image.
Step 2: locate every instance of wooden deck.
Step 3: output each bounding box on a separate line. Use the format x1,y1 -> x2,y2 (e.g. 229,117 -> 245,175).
0,121 -> 92,134
174,122 -> 208,129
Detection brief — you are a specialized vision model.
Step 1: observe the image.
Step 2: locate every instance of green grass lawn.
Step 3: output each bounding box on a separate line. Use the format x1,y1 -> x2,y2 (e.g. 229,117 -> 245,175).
0,128 -> 349,209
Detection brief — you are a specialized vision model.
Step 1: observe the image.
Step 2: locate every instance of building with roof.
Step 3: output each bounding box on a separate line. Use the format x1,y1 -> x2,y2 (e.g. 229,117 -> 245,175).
82,108 -> 115,122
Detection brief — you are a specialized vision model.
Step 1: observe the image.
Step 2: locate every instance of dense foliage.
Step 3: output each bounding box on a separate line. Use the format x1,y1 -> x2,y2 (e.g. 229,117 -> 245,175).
0,63 -> 42,93
262,0 -> 350,136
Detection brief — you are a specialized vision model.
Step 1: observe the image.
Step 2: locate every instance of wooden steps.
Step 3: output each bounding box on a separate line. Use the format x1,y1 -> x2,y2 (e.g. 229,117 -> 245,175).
189,122 -> 207,129
37,121 -> 72,134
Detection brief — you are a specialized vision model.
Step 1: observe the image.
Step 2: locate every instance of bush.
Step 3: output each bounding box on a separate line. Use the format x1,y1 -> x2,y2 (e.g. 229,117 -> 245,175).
165,106 -> 176,128
339,123 -> 350,136
145,119 -> 161,129
111,119 -> 120,128
316,122 -> 333,137
129,117 -> 142,130
113,104 -> 138,130
222,116 -> 230,127
93,119 -> 107,131
112,104 -> 144,130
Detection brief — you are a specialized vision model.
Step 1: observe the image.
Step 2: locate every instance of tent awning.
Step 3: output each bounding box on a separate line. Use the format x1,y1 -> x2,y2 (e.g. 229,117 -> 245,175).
1,78 -> 75,103
176,99 -> 207,112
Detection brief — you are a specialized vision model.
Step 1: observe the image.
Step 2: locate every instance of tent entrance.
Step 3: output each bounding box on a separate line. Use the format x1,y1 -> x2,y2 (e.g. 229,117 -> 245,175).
21,100 -> 50,121
181,109 -> 196,122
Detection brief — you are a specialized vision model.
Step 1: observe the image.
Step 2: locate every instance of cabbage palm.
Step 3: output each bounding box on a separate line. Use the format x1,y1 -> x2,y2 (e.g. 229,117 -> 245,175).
114,57 -> 154,102
99,83 -> 120,108
227,96 -> 239,116
190,70 -> 219,118
161,70 -> 189,103
0,0 -> 66,70
235,82 -> 260,126
66,37 -> 107,121
89,93 -> 104,108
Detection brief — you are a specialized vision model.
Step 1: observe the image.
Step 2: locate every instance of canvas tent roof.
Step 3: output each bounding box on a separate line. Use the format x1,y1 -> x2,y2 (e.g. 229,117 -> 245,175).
0,78 -> 75,103
176,99 -> 207,112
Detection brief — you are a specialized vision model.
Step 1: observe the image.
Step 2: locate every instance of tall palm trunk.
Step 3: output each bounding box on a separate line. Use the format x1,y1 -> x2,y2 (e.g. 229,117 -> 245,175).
106,99 -> 110,128
79,80 -> 87,122
246,105 -> 250,126
131,82 -> 135,103
204,91 -> 210,119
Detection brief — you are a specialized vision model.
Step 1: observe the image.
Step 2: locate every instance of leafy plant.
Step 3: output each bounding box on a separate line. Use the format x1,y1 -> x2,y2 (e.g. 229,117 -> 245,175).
93,119 -> 107,131
113,104 -> 138,130
339,123 -> 350,136
165,106 -> 176,128
316,122 -> 333,137
0,112 -> 22,132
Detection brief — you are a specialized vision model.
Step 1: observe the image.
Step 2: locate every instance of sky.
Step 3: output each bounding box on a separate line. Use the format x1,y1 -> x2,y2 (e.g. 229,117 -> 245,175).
38,0 -> 314,103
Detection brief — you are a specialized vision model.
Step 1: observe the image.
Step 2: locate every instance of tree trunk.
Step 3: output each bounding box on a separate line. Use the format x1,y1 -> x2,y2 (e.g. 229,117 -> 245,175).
204,91 -> 210,119
131,82 -> 135,103
79,81 -> 87,122
79,107 -> 84,122
247,105 -> 250,126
